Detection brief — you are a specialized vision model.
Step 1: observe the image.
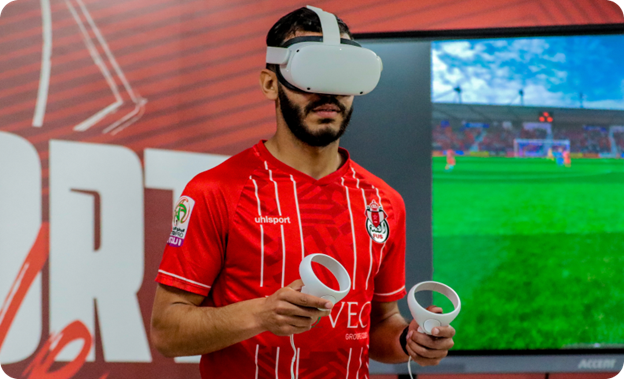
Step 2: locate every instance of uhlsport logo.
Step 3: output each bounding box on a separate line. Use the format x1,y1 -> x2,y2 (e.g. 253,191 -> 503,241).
168,196 -> 195,247
365,199 -> 389,243
255,215 -> 291,225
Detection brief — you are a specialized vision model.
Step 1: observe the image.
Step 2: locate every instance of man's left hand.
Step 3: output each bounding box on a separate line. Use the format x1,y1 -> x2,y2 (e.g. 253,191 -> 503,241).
405,306 -> 455,367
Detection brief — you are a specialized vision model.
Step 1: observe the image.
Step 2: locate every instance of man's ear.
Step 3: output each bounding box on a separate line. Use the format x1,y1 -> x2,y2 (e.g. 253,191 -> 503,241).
259,69 -> 279,101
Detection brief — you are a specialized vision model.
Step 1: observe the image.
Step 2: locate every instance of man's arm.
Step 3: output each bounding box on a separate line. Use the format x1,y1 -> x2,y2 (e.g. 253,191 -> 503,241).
150,280 -> 332,357
369,300 -> 455,366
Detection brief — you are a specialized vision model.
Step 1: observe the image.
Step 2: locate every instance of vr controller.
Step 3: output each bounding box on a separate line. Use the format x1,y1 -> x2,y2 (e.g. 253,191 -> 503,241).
407,281 -> 461,335
299,254 -> 351,311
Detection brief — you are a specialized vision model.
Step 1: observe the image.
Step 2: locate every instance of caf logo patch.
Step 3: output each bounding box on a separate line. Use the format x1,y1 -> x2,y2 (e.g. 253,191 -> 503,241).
365,200 -> 389,243
168,196 -> 195,247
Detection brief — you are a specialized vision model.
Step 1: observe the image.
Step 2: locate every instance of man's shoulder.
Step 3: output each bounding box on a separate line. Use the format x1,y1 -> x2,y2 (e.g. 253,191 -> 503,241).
350,160 -> 404,206
185,146 -> 260,194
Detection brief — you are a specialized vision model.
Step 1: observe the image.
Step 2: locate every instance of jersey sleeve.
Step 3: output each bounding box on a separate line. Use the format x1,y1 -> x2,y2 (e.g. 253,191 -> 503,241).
373,193 -> 407,302
156,175 -> 229,297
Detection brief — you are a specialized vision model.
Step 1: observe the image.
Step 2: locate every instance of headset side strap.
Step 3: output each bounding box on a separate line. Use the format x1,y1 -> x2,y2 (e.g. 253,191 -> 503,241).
266,47 -> 289,64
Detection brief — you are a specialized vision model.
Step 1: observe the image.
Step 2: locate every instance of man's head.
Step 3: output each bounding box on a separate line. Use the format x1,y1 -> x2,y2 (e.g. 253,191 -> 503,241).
260,7 -> 355,148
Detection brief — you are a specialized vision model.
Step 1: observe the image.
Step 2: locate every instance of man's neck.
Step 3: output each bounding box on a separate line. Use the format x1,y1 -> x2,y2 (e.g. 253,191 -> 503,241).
264,130 -> 344,180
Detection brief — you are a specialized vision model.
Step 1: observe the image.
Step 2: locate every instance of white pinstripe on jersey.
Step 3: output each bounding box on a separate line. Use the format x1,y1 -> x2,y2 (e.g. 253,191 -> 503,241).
275,346 -> 280,379
255,344 -> 259,379
290,175 -> 305,260
157,270 -> 212,289
373,185 -> 388,274
345,347 -> 353,379
341,177 -> 357,291
265,161 -> 287,288
352,167 -> 374,290
251,176 -> 265,287
356,347 -> 363,379
374,286 -> 406,297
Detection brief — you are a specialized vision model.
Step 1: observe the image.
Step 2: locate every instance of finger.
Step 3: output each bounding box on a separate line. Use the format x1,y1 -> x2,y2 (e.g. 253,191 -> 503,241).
276,301 -> 328,319
407,338 -> 448,360
279,315 -> 315,329
406,339 -> 445,367
430,325 -> 456,339
278,323 -> 310,336
282,290 -> 333,310
405,339 -> 417,358
410,328 -> 453,351
426,305 -> 444,314
406,345 -> 441,368
275,300 -> 330,320
287,280 -> 304,291
291,324 -> 313,335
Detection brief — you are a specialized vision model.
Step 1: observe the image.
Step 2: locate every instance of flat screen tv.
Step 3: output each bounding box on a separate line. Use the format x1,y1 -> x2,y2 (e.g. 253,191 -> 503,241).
346,24 -> 624,375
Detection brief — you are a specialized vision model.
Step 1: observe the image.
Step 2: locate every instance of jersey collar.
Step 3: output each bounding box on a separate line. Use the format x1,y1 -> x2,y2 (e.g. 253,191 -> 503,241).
254,140 -> 352,185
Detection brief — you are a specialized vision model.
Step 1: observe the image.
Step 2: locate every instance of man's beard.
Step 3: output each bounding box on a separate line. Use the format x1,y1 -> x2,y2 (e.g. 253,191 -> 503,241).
278,86 -> 353,147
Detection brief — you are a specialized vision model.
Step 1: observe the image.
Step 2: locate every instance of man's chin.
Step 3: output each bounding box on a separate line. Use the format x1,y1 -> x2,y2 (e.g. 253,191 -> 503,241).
306,118 -> 343,131
306,125 -> 340,138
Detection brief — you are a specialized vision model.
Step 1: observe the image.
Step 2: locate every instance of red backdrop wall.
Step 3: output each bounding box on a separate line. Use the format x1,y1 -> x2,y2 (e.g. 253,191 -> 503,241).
0,1 -> 622,378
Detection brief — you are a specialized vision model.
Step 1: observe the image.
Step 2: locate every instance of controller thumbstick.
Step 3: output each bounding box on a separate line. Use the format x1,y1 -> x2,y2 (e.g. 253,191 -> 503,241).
424,319 -> 441,334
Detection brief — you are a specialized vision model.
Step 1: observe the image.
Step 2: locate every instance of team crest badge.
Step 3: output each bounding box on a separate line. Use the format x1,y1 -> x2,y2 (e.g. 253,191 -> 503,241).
168,196 -> 195,247
365,200 -> 389,243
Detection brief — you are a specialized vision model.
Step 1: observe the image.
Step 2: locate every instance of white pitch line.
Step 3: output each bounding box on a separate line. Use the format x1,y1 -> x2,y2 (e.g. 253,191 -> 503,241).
32,0 -> 52,127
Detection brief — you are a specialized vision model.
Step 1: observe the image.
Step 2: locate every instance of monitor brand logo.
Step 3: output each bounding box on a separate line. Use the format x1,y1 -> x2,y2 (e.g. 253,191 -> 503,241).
577,359 -> 617,369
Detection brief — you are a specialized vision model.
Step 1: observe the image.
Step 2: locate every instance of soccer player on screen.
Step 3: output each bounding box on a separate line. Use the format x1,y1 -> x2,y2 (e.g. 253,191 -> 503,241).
150,7 -> 454,379
563,150 -> 571,167
445,149 -> 456,171
554,148 -> 564,167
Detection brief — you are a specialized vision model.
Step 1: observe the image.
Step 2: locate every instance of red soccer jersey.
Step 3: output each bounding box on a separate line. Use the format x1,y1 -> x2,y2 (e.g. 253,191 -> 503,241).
156,141 -> 407,379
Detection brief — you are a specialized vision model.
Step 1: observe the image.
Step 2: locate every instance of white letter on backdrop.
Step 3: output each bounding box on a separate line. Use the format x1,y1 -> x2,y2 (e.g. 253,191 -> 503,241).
144,148 -> 227,363
0,132 -> 42,364
50,140 -> 150,362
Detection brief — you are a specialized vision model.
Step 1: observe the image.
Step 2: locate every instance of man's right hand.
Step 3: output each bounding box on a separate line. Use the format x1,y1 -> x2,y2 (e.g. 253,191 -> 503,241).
254,280 -> 333,336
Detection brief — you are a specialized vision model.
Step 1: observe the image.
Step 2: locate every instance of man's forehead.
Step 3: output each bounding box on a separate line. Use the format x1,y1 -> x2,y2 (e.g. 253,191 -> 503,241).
283,30 -> 352,44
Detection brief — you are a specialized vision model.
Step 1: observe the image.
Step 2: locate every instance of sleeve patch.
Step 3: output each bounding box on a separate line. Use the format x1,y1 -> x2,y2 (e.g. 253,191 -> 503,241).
167,196 -> 195,247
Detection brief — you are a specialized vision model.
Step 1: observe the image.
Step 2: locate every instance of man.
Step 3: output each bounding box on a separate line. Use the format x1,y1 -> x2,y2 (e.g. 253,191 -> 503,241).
151,7 -> 455,378
445,149 -> 456,171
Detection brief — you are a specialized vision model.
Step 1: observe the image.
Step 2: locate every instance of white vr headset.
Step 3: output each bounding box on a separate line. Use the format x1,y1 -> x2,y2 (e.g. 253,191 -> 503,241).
266,5 -> 383,96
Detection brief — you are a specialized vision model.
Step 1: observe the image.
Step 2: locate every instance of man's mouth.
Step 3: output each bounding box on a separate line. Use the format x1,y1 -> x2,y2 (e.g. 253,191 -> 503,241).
311,104 -> 341,117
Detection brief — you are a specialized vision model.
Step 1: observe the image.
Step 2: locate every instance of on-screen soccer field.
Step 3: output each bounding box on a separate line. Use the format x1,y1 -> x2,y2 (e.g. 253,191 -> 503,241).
432,156 -> 624,351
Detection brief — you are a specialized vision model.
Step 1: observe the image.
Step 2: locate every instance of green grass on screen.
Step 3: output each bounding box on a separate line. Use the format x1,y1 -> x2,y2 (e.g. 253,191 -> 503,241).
432,156 -> 624,350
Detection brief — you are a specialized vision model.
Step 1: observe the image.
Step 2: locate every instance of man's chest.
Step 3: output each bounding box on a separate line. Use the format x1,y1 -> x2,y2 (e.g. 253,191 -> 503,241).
216,175 -> 393,304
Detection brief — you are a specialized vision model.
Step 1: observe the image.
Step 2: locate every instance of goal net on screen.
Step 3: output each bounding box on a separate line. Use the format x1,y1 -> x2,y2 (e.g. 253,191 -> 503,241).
513,139 -> 570,158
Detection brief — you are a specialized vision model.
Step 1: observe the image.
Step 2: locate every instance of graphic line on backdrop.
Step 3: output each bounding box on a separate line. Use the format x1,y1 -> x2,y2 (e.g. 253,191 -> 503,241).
63,0 -> 147,134
32,0 -> 52,128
